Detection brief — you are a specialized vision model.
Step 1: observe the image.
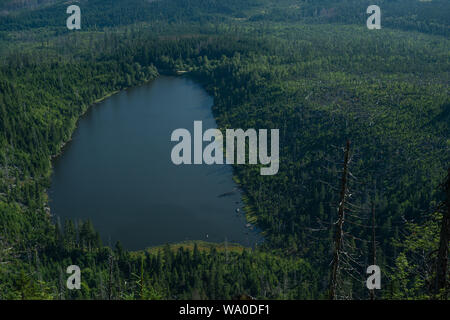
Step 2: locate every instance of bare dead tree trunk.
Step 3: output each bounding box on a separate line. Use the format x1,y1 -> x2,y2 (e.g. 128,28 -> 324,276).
108,254 -> 113,300
140,256 -> 144,299
436,168 -> 450,299
329,140 -> 351,300
370,201 -> 376,300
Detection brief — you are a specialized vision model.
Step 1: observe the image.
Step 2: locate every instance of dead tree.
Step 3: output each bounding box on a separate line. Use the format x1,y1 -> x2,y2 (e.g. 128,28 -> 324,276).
108,254 -> 114,300
436,168 -> 450,298
329,140 -> 351,300
370,201 -> 376,300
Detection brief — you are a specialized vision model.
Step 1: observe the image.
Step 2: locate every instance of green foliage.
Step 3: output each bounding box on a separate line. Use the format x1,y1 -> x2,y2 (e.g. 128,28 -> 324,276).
0,0 -> 448,300
386,212 -> 444,300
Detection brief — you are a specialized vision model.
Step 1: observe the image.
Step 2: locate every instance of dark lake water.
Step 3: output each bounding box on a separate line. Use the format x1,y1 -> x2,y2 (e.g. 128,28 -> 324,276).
48,76 -> 260,250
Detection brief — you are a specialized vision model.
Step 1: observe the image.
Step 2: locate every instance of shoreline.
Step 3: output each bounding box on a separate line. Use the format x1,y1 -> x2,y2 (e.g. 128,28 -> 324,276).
46,72 -> 263,250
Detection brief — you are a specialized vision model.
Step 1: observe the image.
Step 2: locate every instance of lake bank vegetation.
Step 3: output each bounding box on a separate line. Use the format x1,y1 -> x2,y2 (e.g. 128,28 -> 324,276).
0,0 -> 449,299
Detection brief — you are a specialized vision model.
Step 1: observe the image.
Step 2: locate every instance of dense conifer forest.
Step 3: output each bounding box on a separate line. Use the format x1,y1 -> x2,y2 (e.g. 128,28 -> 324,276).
0,0 -> 448,300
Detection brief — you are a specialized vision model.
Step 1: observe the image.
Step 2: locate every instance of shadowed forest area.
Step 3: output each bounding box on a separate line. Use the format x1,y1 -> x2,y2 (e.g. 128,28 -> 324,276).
0,0 -> 449,300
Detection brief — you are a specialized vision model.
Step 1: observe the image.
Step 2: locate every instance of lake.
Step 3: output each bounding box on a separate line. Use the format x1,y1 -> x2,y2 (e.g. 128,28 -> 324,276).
48,76 -> 260,250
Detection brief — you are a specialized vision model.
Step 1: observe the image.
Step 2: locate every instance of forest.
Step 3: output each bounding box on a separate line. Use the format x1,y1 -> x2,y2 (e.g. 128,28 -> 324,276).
0,0 -> 449,300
